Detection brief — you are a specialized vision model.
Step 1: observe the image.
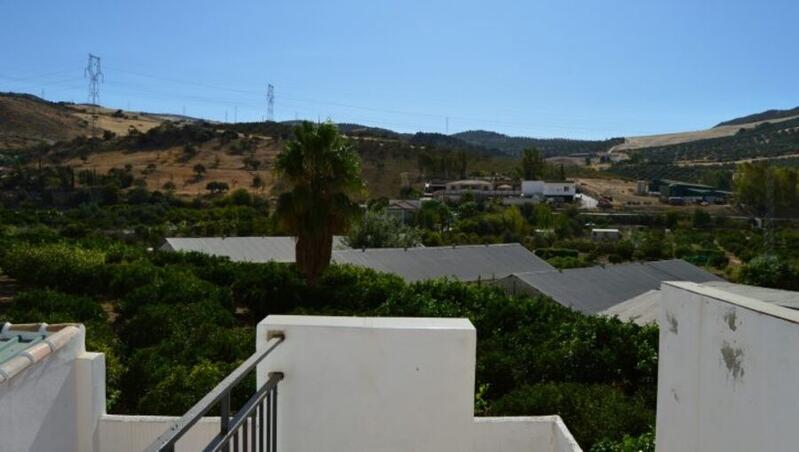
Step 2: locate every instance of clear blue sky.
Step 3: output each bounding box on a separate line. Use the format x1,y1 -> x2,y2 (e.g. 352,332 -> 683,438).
1,0 -> 797,139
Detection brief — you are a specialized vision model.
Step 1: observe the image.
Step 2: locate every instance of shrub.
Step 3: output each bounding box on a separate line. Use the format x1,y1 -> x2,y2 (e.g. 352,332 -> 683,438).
490,383 -> 654,449
5,290 -> 103,322
590,427 -> 655,452
119,268 -> 232,319
2,244 -> 107,294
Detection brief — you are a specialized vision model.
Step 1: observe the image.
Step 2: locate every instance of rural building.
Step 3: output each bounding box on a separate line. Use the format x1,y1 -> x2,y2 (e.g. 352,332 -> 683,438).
445,180 -> 494,191
385,199 -> 421,224
590,228 -> 621,241
651,179 -> 731,204
434,179 -> 519,202
160,236 -> 350,263
331,243 -> 554,282
494,259 -> 722,314
521,180 -> 576,202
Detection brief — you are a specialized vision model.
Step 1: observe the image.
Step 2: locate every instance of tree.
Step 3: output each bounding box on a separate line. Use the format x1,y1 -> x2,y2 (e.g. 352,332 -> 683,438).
206,181 -> 229,194
344,210 -> 422,249
734,163 -> 799,216
275,122 -> 365,284
692,208 -> 712,228
193,163 -> 206,179
519,148 -> 544,180
251,174 -> 264,189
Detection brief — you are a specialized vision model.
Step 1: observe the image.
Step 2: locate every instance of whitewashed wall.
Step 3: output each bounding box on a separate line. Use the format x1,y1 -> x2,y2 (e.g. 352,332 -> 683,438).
473,417 -> 582,452
97,415 -> 220,452
257,316 -> 477,452
0,327 -> 106,452
656,282 -> 799,452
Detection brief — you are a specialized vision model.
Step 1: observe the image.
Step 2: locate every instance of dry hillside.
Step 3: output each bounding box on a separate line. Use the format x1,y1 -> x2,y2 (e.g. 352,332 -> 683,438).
611,115 -> 799,152
0,93 -> 173,150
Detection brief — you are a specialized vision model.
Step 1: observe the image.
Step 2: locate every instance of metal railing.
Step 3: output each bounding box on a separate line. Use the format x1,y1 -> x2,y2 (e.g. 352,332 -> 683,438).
146,333 -> 285,452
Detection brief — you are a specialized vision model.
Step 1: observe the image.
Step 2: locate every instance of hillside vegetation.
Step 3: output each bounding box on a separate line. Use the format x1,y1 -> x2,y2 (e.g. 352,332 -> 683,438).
454,130 -> 622,156
715,106 -> 799,127
626,118 -> 799,163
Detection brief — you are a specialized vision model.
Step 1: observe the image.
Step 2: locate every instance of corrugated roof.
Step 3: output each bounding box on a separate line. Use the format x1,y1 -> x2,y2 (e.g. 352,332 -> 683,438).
600,290 -> 661,325
331,243 -> 554,282
600,282 -> 799,326
161,236 -> 350,263
509,259 -> 723,314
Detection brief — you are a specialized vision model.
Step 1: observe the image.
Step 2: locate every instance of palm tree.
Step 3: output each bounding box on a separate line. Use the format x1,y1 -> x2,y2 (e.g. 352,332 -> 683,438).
275,122 -> 365,284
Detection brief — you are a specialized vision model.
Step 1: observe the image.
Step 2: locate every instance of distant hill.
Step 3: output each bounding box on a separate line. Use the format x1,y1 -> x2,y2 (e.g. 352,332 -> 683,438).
619,117 -> 799,164
453,130 -> 622,157
0,92 -> 174,151
715,107 -> 799,128
0,93 -> 88,149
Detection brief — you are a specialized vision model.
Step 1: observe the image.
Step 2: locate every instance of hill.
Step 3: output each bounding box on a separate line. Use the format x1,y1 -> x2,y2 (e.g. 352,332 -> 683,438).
0,93 -> 174,151
621,117 -> 799,164
7,119 -> 516,199
0,93 -> 87,149
453,130 -> 622,156
715,107 -> 799,128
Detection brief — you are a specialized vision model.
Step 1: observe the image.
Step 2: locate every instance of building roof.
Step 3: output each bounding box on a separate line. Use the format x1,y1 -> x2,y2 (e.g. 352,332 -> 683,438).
509,259 -> 723,314
331,243 -> 554,282
161,236 -> 350,263
387,199 -> 421,211
601,282 -> 799,326
600,290 -> 661,325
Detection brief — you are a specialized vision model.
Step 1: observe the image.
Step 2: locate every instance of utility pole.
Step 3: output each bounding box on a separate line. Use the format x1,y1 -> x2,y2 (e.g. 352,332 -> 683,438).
267,84 -> 275,122
84,54 -> 103,137
234,106 -> 238,123
445,116 -> 449,134
765,161 -> 776,256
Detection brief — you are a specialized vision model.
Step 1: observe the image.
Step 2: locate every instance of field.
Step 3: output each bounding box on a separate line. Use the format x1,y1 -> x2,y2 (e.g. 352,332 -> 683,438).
574,177 -> 733,213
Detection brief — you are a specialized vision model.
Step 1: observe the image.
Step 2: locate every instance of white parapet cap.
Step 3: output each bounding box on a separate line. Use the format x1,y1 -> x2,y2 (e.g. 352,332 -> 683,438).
264,315 -> 475,331
0,323 -> 82,384
664,281 -> 799,324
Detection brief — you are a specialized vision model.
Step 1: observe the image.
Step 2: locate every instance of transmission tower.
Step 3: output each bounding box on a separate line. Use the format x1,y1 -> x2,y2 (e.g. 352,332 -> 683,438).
267,84 -> 275,121
84,54 -> 103,137
84,54 -> 103,105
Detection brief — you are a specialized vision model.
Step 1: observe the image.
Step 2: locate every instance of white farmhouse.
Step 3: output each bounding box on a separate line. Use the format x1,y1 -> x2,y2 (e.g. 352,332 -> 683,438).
521,180 -> 576,202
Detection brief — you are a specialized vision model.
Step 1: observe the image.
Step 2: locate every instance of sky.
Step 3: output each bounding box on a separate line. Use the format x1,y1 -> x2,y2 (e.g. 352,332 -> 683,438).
1,0 -> 798,139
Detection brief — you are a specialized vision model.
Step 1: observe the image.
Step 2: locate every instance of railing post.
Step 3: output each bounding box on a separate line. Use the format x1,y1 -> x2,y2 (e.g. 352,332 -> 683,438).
220,392 -> 231,452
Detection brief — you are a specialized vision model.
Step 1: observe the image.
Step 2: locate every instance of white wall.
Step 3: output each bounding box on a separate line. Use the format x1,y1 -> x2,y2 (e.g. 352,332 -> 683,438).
656,282 -> 799,452
257,315 -> 477,452
473,417 -> 582,452
0,328 -> 89,452
97,415 -> 220,452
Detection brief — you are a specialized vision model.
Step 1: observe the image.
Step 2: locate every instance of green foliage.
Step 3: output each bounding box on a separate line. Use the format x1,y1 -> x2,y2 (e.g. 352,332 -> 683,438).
740,255 -> 799,290
734,163 -> 798,216
4,289 -> 103,322
591,427 -> 655,452
519,148 -> 545,180
491,383 -> 654,448
2,243 -> 107,294
344,209 -> 422,249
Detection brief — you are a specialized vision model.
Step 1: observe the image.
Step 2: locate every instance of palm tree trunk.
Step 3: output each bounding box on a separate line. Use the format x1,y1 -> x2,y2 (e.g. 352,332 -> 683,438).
295,233 -> 333,286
